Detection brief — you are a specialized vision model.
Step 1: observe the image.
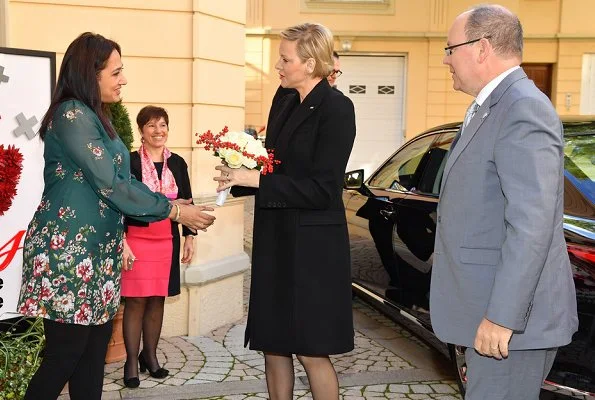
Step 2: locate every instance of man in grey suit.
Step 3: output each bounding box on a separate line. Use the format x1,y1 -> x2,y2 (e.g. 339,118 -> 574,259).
430,5 -> 579,399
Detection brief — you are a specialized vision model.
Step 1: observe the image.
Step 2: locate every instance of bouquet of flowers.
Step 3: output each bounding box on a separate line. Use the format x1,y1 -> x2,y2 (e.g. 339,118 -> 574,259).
196,126 -> 280,206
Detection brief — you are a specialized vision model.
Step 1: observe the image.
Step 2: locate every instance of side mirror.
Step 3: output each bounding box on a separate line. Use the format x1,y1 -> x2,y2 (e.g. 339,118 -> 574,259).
344,169 -> 364,190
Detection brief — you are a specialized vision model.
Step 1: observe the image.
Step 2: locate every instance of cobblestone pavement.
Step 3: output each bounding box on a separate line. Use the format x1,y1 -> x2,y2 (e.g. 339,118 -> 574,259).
91,294 -> 461,400
76,196 -> 465,399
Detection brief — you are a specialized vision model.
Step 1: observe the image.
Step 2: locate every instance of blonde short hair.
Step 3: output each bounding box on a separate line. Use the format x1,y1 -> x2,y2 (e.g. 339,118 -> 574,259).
280,23 -> 334,79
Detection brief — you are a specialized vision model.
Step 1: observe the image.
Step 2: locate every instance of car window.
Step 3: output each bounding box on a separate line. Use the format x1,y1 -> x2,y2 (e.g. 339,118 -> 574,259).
416,131 -> 457,195
564,128 -> 595,203
368,134 -> 436,190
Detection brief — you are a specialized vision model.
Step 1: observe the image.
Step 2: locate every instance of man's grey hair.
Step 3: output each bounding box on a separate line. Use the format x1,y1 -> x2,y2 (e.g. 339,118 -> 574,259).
465,5 -> 523,58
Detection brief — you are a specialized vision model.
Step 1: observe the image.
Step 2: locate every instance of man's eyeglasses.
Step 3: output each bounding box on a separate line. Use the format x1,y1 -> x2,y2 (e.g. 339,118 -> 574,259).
444,36 -> 490,56
330,69 -> 342,78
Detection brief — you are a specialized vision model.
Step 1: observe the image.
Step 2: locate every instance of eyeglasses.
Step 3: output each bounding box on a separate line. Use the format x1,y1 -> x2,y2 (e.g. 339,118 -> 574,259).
444,36 -> 490,56
330,69 -> 342,78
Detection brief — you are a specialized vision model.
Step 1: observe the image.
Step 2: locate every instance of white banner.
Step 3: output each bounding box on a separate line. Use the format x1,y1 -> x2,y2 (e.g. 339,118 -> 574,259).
0,48 -> 54,320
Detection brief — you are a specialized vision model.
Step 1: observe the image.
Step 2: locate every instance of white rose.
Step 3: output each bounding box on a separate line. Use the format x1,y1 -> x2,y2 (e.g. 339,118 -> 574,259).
245,139 -> 268,159
225,150 -> 244,168
224,131 -> 250,149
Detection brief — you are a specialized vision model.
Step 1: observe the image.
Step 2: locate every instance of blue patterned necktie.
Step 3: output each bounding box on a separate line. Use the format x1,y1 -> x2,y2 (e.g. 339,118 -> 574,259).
462,101 -> 480,134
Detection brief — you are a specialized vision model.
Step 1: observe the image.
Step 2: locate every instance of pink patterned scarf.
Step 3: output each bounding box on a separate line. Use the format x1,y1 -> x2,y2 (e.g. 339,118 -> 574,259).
139,144 -> 178,200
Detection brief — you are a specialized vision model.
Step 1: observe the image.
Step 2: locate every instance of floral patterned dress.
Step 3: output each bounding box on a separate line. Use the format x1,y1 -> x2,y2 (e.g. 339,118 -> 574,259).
17,100 -> 172,325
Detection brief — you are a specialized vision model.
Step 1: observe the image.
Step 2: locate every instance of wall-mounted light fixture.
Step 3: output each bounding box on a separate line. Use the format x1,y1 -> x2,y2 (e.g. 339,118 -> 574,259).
341,39 -> 352,52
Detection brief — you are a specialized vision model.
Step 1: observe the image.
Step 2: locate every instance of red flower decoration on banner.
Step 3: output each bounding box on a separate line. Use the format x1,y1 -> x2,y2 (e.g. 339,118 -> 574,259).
0,145 -> 24,216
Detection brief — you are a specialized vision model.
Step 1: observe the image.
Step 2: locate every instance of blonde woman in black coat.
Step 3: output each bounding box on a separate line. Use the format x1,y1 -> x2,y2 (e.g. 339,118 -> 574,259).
215,23 -> 356,400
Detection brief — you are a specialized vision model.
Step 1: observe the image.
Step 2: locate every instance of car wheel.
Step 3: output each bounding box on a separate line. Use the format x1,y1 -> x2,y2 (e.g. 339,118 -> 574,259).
448,343 -> 467,396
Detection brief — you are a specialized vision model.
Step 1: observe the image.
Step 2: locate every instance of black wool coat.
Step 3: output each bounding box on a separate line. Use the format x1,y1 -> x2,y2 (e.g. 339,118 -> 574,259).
233,79 -> 356,355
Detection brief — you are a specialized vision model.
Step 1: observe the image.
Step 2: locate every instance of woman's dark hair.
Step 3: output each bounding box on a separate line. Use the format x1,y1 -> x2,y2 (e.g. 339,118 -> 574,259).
136,106 -> 169,130
39,32 -> 121,140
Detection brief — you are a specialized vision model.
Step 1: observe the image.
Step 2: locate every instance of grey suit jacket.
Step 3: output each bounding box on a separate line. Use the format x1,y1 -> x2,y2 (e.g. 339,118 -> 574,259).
430,68 -> 579,350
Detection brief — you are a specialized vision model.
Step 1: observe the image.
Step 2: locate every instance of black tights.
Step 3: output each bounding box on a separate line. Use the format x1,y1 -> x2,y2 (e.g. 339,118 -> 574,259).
24,319 -> 113,400
123,296 -> 165,377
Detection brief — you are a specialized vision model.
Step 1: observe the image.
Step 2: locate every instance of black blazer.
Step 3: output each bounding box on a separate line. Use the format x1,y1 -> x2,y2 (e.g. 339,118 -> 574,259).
239,79 -> 357,355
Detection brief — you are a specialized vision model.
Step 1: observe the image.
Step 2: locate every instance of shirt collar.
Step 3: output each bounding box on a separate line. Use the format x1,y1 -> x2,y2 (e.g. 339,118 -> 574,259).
475,66 -> 520,106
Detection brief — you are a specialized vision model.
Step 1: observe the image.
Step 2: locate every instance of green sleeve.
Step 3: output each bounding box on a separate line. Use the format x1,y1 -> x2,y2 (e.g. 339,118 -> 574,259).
53,102 -> 172,222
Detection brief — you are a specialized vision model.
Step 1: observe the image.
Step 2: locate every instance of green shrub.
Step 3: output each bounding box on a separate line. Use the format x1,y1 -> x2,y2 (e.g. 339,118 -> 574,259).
0,318 -> 45,400
109,101 -> 134,151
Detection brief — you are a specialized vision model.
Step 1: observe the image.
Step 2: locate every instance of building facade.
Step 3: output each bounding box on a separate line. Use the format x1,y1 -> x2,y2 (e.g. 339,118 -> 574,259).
0,0 -> 248,336
245,0 -> 595,175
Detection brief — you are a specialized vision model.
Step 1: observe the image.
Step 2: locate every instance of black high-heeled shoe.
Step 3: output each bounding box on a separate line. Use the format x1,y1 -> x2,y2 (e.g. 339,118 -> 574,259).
139,351 -> 169,379
123,361 -> 140,388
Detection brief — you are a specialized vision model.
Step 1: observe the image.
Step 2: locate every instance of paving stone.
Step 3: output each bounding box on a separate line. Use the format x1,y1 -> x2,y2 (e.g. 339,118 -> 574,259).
344,389 -> 364,396
174,371 -> 196,379
365,384 -> 388,393
385,393 -> 408,398
374,361 -> 390,367
195,372 -> 228,381
388,384 -> 410,393
204,361 -> 234,369
409,394 -> 432,399
411,384 -> 434,394
139,379 -> 159,388
102,383 -> 121,392
165,362 -> 184,369
430,384 -> 456,394
162,377 -> 187,386
200,367 -> 231,375
181,365 -> 201,373
208,356 -> 235,362
184,379 -> 213,385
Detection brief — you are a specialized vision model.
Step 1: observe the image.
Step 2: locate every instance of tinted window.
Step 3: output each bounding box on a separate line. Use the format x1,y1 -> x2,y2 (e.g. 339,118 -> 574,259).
368,134 -> 436,190
564,124 -> 595,204
416,131 -> 457,195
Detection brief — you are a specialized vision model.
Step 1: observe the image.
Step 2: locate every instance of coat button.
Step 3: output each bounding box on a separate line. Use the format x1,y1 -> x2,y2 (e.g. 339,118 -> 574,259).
437,216 -> 442,223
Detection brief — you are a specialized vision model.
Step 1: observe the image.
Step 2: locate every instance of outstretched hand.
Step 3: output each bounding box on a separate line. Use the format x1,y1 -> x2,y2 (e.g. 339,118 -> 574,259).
175,204 -> 216,232
214,163 -> 260,191
474,317 -> 513,359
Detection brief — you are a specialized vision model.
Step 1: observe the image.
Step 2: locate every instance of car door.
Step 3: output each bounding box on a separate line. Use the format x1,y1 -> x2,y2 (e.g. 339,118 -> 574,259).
388,130 -> 457,326
344,133 -> 439,302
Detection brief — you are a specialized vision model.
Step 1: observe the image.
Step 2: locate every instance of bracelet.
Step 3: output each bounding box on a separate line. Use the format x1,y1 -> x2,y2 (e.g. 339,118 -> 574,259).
173,203 -> 181,222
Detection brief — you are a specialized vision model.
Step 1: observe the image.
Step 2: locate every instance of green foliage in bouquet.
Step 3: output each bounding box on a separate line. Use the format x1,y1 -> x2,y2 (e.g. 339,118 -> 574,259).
109,101 -> 134,151
0,318 -> 45,400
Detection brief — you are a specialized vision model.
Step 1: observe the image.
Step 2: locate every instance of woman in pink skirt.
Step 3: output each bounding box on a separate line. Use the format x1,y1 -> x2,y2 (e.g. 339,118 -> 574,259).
121,106 -> 195,388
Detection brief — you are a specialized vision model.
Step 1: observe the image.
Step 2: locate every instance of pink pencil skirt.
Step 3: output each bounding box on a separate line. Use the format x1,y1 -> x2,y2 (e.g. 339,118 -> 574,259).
121,219 -> 173,297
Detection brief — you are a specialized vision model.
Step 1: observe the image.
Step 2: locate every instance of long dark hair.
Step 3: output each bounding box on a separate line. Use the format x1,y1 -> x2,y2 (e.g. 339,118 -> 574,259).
39,32 -> 121,140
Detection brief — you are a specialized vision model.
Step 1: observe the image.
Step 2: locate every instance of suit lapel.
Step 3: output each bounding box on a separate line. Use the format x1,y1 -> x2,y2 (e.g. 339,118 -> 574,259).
273,79 -> 331,161
441,68 -> 528,192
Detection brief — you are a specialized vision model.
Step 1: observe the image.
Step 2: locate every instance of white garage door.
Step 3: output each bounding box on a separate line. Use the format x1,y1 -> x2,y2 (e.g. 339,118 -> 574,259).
335,55 -> 406,179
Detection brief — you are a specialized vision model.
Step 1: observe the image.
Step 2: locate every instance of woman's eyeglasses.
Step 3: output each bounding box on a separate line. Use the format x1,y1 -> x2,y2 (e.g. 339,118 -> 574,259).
330,69 -> 343,78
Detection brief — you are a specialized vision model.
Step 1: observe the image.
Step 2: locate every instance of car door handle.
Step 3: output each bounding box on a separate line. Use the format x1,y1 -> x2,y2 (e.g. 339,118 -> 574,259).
380,209 -> 395,219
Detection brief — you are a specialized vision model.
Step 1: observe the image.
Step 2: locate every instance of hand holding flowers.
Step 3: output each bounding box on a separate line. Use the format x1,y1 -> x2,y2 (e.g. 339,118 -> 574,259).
196,127 -> 280,205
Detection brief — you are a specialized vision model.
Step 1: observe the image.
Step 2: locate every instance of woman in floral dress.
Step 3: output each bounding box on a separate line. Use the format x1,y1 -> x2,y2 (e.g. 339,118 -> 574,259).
17,32 -> 215,400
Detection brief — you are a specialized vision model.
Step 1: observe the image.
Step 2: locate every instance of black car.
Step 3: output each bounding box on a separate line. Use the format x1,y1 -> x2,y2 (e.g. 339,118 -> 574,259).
343,118 -> 594,399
